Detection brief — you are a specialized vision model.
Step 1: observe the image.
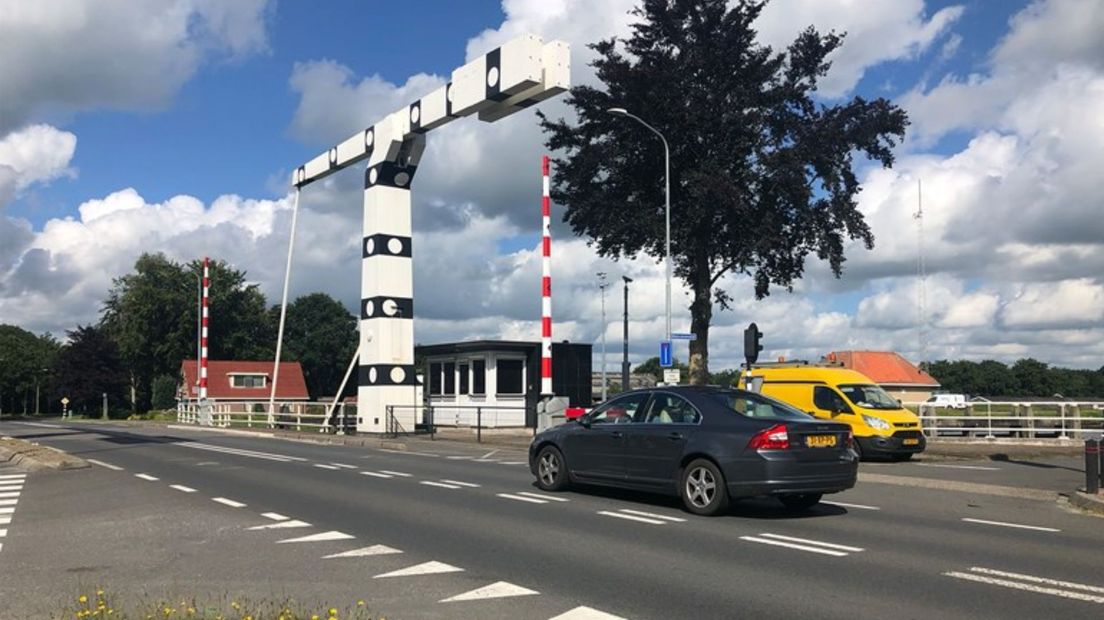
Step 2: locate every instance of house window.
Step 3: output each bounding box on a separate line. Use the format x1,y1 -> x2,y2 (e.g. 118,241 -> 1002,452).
429,363 -> 443,395
230,374 -> 266,388
443,362 -> 456,395
459,363 -> 470,395
472,359 -> 486,395
496,359 -> 524,395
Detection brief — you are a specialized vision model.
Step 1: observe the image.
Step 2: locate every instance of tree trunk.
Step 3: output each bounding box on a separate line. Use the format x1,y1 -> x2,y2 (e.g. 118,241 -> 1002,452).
687,274 -> 713,385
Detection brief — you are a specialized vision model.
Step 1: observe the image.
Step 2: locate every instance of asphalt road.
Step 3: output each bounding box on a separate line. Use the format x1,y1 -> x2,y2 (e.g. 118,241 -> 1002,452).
1,419 -> 1101,619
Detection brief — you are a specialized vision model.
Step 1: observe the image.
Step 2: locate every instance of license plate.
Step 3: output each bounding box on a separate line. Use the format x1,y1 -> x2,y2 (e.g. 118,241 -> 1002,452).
806,435 -> 837,448
903,438 -> 920,446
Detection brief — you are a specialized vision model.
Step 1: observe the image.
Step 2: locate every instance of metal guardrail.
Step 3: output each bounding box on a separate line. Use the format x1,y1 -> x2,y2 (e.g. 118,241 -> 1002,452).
176,400 -> 356,434
904,401 -> 1104,440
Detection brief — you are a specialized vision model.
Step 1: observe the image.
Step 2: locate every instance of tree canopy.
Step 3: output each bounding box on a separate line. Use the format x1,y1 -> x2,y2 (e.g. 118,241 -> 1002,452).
926,358 -> 1104,398
540,0 -> 908,384
276,292 -> 358,399
54,325 -> 128,415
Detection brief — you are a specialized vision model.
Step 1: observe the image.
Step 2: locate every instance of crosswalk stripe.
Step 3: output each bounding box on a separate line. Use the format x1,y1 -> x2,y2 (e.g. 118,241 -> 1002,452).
0,475 -> 26,481
170,485 -> 197,493
619,508 -> 685,522
86,459 -> 123,471
0,517 -> 9,525
440,581 -> 539,602
597,511 -> 665,525
323,545 -> 402,559
0,529 -> 6,537
379,470 -> 412,477
757,533 -> 863,552
440,480 -> 480,488
739,535 -> 849,557
944,570 -> 1104,604
135,474 -> 158,481
516,491 -> 568,502
0,507 -> 14,514
277,531 -> 355,544
421,481 -> 462,489
212,497 -> 246,508
548,606 -> 629,619
0,493 -> 19,499
0,499 -> 18,506
374,561 -> 463,579
247,519 -> 311,530
0,486 -> 22,492
497,493 -> 547,504
360,471 -> 394,479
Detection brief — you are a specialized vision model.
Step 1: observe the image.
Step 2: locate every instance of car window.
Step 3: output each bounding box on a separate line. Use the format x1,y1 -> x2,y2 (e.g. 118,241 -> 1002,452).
813,386 -> 852,413
838,384 -> 900,410
588,392 -> 650,424
643,393 -> 701,424
710,391 -> 812,421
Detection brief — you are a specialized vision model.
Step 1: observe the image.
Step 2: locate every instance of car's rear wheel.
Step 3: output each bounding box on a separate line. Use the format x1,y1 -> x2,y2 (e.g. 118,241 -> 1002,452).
680,459 -> 729,516
778,493 -> 823,511
535,445 -> 568,491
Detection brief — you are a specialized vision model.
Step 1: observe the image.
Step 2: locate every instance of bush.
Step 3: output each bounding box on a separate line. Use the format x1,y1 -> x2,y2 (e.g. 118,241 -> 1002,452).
151,374 -> 178,410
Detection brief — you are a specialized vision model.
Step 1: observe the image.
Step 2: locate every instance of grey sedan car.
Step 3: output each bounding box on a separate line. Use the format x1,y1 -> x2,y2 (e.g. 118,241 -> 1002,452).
529,386 -> 858,515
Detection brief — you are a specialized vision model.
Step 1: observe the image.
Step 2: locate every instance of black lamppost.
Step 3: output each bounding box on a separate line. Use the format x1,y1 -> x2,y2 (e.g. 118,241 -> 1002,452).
621,276 -> 633,392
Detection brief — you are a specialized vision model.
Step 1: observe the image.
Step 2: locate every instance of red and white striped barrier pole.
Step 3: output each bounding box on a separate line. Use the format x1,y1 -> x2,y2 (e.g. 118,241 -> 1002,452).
541,156 -> 553,397
200,256 -> 209,402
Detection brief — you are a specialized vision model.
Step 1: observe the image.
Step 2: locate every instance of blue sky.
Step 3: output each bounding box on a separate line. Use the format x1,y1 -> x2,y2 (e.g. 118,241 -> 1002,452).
3,0 -> 1103,369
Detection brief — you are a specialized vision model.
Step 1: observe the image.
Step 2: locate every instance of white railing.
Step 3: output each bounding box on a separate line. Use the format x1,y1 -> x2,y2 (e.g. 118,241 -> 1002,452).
904,401 -> 1104,440
176,399 -> 356,433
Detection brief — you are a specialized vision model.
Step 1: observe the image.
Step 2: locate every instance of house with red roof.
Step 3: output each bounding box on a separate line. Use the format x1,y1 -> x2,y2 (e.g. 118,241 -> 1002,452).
825,351 -> 941,402
178,360 -> 310,402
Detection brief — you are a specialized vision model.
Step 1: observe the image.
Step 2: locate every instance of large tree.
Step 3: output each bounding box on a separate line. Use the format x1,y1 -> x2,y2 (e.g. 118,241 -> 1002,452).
0,325 -> 60,414
54,325 -> 128,416
277,293 -> 357,400
540,0 -> 908,383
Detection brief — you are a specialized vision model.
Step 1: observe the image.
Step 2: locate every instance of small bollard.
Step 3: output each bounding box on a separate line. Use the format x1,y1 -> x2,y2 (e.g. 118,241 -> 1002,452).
1086,439 -> 1100,494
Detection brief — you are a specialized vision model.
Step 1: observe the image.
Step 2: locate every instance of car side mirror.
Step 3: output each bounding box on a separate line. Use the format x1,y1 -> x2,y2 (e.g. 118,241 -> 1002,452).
578,416 -> 592,428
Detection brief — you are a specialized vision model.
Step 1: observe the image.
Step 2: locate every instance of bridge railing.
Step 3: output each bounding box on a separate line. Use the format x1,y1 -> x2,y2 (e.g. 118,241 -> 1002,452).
903,401 -> 1104,440
176,399 -> 356,434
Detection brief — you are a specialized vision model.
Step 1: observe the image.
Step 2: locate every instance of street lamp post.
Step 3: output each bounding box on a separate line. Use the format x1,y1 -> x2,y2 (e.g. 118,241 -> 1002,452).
622,276 -> 633,392
597,272 -> 609,401
608,107 -> 672,346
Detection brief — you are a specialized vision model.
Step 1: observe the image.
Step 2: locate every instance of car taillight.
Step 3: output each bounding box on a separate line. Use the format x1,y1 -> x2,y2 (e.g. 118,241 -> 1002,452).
845,432 -> 854,450
748,424 -> 789,450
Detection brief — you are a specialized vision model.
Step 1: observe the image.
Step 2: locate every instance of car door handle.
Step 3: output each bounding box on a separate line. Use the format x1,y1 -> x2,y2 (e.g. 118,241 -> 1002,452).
667,432 -> 684,441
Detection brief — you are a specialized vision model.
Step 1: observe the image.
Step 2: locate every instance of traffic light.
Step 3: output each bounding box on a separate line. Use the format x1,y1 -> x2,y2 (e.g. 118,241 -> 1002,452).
744,322 -> 763,366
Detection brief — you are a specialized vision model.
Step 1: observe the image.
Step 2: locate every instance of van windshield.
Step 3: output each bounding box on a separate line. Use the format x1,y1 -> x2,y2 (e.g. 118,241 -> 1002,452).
838,384 -> 901,410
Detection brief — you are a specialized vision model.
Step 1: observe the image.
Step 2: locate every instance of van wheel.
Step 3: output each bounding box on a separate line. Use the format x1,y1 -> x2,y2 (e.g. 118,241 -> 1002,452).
779,493 -> 822,511
680,459 -> 729,516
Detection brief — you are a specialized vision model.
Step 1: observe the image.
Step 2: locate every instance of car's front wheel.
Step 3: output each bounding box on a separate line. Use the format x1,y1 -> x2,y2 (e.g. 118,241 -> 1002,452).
535,445 -> 569,491
680,459 -> 729,516
778,493 -> 823,511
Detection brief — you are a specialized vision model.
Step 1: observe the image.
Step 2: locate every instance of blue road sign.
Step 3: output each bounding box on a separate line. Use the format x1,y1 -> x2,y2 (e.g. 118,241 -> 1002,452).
660,341 -> 673,367
671,332 -> 697,341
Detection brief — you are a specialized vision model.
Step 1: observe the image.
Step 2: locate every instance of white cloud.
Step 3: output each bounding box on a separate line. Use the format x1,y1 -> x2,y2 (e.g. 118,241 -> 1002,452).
0,124 -> 76,204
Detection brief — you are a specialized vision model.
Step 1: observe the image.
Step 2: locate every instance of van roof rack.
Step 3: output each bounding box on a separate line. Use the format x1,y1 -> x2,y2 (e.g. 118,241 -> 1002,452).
741,359 -> 846,370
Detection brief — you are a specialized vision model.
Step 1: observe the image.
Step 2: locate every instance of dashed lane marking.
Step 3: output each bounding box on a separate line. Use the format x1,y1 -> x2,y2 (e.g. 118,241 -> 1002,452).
962,517 -> 1060,532
248,519 -> 311,530
440,479 -> 481,488
379,470 -> 412,477
446,456 -> 475,460
597,510 -> 667,525
277,530 -> 355,543
330,463 -> 358,469
500,461 -> 527,465
323,545 -> 402,559
822,500 -> 881,511
360,471 -> 394,479
473,459 -> 501,463
212,497 -> 246,508
421,481 -> 462,489
374,561 -> 464,579
917,463 -> 1001,471
170,485 -> 197,493
135,474 -> 159,481
739,533 -> 864,557
618,508 -> 683,522
516,491 -> 568,502
440,581 -> 539,603
944,567 -> 1104,604
262,512 -> 289,521
497,493 -> 547,504
549,606 -> 628,620
313,463 -> 340,470
86,459 -> 123,471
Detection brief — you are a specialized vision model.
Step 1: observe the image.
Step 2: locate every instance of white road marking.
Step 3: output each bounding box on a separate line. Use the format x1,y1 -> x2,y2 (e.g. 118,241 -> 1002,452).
277,530 -> 355,543
756,533 -> 864,552
497,493 -> 547,504
0,529 -> 6,537
0,486 -> 22,492
247,519 -> 311,530
440,581 -> 539,602
378,449 -> 440,457
170,485 -> 197,493
446,455 -> 474,460
86,459 -> 123,471
597,511 -> 666,525
0,492 -> 20,499
0,507 -> 14,515
330,463 -> 358,469
135,474 -> 159,481
0,517 -> 9,525
944,567 -> 1104,604
420,481 -> 462,489
360,471 -> 394,479
917,463 -> 1000,471
549,606 -> 628,620
0,499 -> 18,506
212,497 -> 246,508
440,479 -> 480,488
10,421 -> 59,428
500,461 -> 526,465
473,459 -> 501,463
313,463 -> 340,470
0,474 -> 28,480
480,449 -> 500,459
374,561 -> 464,579
822,500 -> 881,511
323,545 -> 402,559
379,470 -> 412,477
178,442 -> 307,462
962,517 -> 1060,532
262,512 -> 289,521
619,508 -> 686,522
516,491 -> 568,502
739,535 -> 849,557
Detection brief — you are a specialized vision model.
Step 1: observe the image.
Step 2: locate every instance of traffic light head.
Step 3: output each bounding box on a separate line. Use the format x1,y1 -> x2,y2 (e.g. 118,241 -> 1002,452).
744,322 -> 763,366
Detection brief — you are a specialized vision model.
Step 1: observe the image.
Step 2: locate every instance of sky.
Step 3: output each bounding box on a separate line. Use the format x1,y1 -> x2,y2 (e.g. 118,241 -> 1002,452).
1,0 -> 1103,372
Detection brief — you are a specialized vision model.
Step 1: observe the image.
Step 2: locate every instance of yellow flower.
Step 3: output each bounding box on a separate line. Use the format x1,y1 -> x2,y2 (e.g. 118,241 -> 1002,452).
357,601 -> 365,607
329,608 -> 338,617
311,615 -> 320,620
79,595 -> 89,604
97,590 -> 105,596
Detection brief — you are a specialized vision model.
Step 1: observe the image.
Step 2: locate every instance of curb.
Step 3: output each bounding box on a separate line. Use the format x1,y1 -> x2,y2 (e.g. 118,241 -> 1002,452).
1068,490 -> 1104,516
0,436 -> 88,470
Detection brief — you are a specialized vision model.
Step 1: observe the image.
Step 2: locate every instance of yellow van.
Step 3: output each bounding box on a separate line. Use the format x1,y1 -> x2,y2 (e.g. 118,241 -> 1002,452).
740,364 -> 925,460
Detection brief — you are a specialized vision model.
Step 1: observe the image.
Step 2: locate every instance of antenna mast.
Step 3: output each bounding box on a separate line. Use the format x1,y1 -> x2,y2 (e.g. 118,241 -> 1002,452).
913,178 -> 927,368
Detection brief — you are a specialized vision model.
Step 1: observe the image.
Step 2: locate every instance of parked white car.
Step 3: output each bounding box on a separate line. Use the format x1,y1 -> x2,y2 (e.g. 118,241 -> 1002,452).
926,393 -> 968,409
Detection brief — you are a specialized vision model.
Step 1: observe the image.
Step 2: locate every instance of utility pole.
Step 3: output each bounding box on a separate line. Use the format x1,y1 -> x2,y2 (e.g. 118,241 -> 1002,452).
913,178 -> 927,369
597,272 -> 609,401
621,276 -> 633,393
